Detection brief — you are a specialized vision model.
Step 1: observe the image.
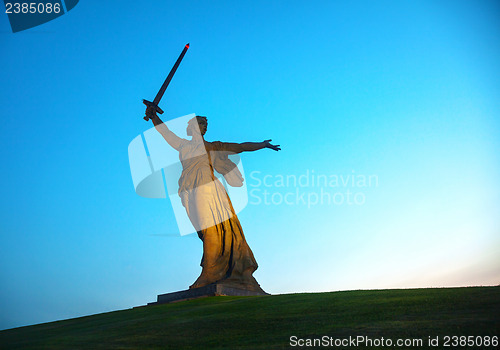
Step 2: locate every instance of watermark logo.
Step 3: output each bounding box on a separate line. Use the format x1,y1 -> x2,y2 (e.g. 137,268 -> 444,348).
128,113 -> 248,236
3,0 -> 79,33
128,113 -> 379,234
249,170 -> 378,208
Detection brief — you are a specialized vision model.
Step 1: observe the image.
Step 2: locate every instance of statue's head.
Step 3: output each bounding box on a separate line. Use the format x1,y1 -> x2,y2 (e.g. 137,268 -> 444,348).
187,115 -> 208,136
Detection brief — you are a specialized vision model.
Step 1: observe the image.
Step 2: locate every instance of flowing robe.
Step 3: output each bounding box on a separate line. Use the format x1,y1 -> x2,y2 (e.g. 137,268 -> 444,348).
175,137 -> 261,290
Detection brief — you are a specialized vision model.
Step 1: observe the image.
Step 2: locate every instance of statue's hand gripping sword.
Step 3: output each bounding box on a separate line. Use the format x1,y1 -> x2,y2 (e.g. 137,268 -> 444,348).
143,43 -> 190,121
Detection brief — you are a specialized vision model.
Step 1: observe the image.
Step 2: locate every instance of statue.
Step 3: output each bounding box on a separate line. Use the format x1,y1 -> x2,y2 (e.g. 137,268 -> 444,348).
146,107 -> 280,293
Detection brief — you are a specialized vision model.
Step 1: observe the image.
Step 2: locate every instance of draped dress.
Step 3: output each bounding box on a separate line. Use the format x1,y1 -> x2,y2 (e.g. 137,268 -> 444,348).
156,123 -> 262,291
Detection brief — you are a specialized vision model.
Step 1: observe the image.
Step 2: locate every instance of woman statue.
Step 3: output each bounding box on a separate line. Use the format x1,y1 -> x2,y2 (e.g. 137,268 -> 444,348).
147,108 -> 280,292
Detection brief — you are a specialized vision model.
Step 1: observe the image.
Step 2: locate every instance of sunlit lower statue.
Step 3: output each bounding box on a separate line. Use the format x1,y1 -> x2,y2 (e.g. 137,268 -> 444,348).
146,107 -> 280,294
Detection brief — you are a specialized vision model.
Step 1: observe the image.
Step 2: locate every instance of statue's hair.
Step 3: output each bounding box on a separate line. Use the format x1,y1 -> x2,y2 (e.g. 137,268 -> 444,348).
196,115 -> 207,123
189,115 -> 208,125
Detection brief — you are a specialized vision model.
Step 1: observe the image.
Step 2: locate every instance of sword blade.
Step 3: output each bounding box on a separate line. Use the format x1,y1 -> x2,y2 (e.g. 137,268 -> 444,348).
153,43 -> 190,105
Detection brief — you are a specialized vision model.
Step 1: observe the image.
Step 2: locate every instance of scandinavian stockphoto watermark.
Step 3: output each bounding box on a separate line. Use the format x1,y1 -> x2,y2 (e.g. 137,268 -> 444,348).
249,170 -> 378,208
129,113 -> 378,235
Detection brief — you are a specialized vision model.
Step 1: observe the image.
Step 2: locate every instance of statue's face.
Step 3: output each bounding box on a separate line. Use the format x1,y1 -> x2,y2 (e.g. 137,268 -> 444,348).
187,119 -> 208,136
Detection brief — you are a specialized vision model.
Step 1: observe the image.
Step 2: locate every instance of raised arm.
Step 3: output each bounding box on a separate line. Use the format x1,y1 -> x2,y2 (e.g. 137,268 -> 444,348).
213,139 -> 281,153
147,108 -> 185,151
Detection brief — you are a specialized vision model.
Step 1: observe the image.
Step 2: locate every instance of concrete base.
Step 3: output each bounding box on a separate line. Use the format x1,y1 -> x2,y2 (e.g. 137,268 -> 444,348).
149,282 -> 269,305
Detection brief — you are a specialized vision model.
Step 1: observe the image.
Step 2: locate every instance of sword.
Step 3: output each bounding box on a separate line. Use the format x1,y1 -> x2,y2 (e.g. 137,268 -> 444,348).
143,43 -> 190,121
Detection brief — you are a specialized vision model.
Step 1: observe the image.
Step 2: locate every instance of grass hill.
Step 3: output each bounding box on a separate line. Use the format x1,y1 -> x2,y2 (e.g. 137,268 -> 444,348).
0,286 -> 498,349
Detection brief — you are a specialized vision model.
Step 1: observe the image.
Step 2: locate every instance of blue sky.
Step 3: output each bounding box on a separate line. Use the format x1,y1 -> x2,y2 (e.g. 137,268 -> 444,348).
1,0 -> 499,330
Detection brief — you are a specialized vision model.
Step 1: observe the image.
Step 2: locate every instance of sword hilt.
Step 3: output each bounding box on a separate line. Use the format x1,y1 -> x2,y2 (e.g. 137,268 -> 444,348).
142,99 -> 164,121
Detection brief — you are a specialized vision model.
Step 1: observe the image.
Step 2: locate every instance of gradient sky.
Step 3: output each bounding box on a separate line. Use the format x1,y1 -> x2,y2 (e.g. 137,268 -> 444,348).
1,0 -> 499,330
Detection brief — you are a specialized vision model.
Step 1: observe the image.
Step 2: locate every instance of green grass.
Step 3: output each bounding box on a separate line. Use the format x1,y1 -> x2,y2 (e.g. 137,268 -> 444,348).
1,287 -> 499,349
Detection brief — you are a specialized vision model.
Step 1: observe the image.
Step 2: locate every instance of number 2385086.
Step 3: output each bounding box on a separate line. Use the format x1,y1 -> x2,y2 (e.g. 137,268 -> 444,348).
5,2 -> 61,14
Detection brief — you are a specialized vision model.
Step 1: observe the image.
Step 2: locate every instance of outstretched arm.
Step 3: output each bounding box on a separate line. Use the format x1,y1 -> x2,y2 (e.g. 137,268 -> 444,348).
215,139 -> 281,153
147,107 -> 184,151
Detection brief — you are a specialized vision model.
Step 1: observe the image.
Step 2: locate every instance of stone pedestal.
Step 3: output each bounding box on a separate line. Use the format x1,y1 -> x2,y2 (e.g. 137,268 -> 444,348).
149,282 -> 269,305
